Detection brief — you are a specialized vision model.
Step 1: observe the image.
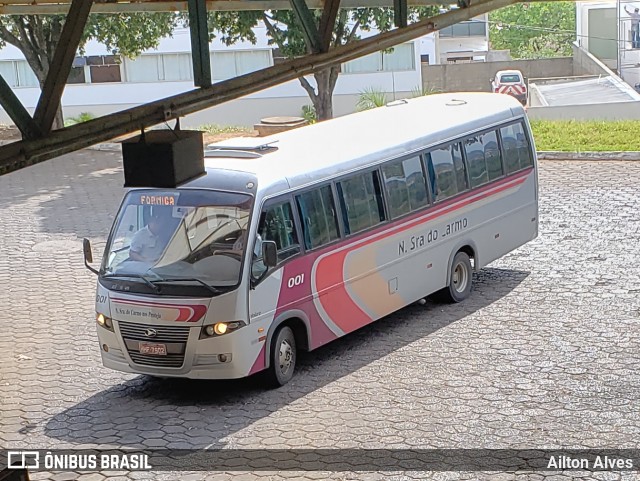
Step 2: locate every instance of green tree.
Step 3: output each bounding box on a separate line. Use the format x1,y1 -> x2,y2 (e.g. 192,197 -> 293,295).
489,2 -> 575,59
208,7 -> 439,120
0,13 -> 178,129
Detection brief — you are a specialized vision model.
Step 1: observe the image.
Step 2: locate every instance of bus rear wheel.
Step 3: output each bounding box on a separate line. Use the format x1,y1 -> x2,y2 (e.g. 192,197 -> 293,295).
439,251 -> 472,303
264,326 -> 297,388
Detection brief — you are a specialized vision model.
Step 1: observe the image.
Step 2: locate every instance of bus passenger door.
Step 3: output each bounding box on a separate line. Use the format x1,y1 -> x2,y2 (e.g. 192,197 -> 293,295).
249,200 -> 302,332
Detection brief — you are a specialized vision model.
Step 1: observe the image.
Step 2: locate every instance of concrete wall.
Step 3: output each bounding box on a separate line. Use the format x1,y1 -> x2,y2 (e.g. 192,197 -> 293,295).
572,42 -> 615,76
0,92 -> 418,128
0,61 -> 422,127
421,57 -> 574,92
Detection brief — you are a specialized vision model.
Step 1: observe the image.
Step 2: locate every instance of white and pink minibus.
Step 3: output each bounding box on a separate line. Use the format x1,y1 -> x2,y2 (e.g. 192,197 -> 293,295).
85,92 -> 538,386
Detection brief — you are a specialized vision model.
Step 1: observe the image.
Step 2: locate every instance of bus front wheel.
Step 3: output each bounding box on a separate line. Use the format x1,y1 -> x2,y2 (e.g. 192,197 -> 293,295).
264,326 -> 297,388
439,251 -> 472,303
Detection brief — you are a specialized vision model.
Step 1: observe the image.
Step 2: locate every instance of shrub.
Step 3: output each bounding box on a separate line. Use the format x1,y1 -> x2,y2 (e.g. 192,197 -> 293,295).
198,124 -> 253,134
301,105 -> 317,124
64,112 -> 95,126
356,88 -> 387,111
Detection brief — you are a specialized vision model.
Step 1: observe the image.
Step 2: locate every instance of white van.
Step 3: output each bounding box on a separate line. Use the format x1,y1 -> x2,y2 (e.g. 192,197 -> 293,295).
491,69 -> 527,105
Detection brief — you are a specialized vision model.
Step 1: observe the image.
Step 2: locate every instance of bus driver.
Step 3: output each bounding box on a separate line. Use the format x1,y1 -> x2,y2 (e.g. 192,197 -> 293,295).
129,211 -> 172,263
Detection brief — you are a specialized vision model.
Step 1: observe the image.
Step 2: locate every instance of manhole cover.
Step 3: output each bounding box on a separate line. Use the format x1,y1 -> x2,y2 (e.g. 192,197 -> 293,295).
32,239 -> 81,253
260,116 -> 306,125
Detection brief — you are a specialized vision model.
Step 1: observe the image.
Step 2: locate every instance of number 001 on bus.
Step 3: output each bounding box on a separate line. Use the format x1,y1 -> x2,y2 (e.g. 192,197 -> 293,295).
88,92 -> 538,387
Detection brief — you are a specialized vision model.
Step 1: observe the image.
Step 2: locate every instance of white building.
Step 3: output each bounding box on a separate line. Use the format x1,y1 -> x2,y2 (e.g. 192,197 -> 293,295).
419,14 -> 489,64
0,19 -> 488,127
576,0 -> 640,87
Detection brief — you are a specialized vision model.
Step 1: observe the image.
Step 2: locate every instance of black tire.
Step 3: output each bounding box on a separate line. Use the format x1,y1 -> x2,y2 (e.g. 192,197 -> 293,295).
263,326 -> 296,388
437,251 -> 473,303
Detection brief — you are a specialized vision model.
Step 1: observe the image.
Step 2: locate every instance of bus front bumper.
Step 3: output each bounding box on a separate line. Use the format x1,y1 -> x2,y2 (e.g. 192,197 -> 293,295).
96,322 -> 263,380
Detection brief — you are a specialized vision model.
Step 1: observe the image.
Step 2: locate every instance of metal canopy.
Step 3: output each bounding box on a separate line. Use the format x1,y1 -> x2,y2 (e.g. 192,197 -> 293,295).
0,0 -> 521,176
0,0 -> 457,14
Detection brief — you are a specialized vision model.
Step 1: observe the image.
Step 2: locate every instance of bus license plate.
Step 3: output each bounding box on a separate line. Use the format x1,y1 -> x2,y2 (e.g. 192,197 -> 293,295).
139,342 -> 167,356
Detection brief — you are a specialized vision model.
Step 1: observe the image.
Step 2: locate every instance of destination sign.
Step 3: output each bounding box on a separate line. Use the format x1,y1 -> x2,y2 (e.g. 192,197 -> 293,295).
133,193 -> 178,206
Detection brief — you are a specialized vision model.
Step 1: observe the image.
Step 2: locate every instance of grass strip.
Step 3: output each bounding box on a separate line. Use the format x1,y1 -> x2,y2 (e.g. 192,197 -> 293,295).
530,120 -> 640,152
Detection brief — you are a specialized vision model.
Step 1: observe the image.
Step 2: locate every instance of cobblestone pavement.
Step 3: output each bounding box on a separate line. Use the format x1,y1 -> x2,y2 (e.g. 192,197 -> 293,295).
1,151 -> 639,481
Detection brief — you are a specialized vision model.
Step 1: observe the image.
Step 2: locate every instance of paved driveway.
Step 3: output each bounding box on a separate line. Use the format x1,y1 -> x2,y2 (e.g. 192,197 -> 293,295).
1,151 -> 639,480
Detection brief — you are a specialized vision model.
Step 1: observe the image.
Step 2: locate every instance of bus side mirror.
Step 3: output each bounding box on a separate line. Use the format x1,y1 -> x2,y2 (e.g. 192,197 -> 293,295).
262,241 -> 278,268
83,238 -> 99,275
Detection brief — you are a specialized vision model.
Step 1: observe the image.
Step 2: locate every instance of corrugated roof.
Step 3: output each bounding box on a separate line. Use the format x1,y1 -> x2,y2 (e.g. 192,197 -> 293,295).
535,77 -> 638,106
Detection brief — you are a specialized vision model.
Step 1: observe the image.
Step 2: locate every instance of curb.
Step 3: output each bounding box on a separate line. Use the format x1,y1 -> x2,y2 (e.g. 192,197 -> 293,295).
537,151 -> 640,161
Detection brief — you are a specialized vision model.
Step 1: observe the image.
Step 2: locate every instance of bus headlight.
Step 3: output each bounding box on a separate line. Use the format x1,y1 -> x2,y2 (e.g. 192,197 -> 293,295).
96,313 -> 114,331
201,321 -> 245,339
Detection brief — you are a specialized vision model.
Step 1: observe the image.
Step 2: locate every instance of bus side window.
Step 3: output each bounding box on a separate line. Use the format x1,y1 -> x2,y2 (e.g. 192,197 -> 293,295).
295,185 -> 340,250
381,155 -> 429,219
428,144 -> 463,201
451,142 -> 468,192
464,135 -> 490,188
257,202 -> 300,262
337,171 -> 386,235
483,130 -> 503,181
500,122 -> 532,173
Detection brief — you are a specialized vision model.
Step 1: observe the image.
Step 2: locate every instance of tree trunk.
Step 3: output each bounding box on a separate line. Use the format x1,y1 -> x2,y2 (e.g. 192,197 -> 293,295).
298,65 -> 341,121
36,77 -> 65,131
312,70 -> 333,121
52,105 -> 64,131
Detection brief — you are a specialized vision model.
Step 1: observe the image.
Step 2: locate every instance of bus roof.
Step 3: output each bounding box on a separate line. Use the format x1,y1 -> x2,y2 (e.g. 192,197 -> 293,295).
198,92 -> 526,194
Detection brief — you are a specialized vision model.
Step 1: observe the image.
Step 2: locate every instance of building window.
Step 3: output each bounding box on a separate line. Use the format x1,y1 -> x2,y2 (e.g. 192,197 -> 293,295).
161,53 -> 193,81
124,50 -> 271,84
446,56 -> 474,64
124,53 -> 192,83
68,56 -> 87,84
342,43 -> 415,73
0,60 -> 39,88
211,50 -> 272,81
87,55 -> 121,83
125,55 -> 162,82
439,20 -> 486,38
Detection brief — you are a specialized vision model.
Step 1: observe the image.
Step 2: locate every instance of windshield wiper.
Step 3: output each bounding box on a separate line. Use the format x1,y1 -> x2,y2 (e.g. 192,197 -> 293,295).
150,277 -> 222,295
102,273 -> 161,293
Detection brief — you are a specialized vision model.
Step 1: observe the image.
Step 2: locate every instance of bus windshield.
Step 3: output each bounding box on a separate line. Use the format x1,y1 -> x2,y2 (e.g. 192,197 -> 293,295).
101,189 -> 254,290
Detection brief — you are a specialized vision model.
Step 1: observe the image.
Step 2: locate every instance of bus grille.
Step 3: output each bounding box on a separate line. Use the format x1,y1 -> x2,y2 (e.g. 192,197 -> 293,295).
118,321 -> 191,368
128,352 -> 186,368
118,321 -> 191,342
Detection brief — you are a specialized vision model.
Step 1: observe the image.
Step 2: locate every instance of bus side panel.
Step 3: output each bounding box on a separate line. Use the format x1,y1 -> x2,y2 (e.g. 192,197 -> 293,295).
249,255 -> 341,372
313,169 -> 536,334
249,167 -> 537,360
470,169 -> 537,269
